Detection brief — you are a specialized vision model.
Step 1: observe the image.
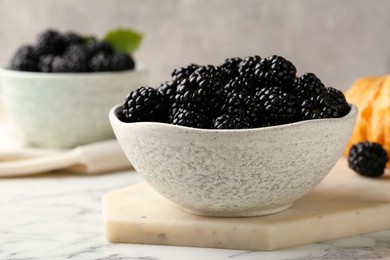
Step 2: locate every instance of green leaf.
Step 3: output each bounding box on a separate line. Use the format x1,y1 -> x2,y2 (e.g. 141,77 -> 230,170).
103,28 -> 143,54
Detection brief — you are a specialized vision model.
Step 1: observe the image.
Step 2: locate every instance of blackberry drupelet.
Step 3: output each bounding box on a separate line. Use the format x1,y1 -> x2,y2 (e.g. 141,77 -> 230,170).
255,55 -> 296,89
293,73 -> 326,99
348,142 -> 388,178
256,86 -> 297,124
170,108 -> 208,128
327,87 -> 350,117
36,29 -> 66,55
212,114 -> 250,129
121,87 -> 165,123
171,64 -> 199,83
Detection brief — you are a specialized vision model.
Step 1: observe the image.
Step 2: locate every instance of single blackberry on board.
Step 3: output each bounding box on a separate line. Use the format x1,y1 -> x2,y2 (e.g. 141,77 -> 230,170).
169,108 -> 208,128
327,87 -> 350,117
171,64 -> 199,82
348,142 -> 388,178
256,86 -> 297,124
293,73 -> 326,99
212,114 -> 250,129
121,87 -> 165,123
254,55 -> 296,90
36,29 -> 66,55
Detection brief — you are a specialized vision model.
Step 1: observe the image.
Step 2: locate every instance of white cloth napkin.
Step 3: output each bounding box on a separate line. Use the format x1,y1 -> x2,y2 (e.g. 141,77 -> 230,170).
0,110 -> 132,177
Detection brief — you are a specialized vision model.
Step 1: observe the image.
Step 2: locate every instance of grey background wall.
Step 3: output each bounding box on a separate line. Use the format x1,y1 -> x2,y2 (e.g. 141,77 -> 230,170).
1,0 -> 390,90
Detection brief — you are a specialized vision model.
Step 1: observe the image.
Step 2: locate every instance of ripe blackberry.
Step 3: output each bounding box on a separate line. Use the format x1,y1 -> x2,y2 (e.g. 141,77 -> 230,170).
256,86 -> 297,124
220,92 -> 260,127
170,108 -> 208,128
348,142 -> 388,178
121,87 -> 165,123
111,53 -> 135,71
88,52 -> 112,72
36,29 -> 66,55
299,93 -> 338,120
157,81 -> 177,105
293,73 -> 326,99
237,55 -> 262,91
213,114 -> 250,129
86,41 -> 114,58
9,45 -> 39,71
52,45 -> 88,72
255,55 -> 296,89
175,72 -> 222,114
327,87 -> 350,117
171,64 -> 199,83
38,55 -> 56,72
62,32 -> 84,46
218,57 -> 242,84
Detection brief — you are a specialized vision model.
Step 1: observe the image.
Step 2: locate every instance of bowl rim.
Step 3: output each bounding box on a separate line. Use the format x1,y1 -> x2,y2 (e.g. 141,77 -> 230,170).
0,64 -> 147,79
109,103 -> 358,133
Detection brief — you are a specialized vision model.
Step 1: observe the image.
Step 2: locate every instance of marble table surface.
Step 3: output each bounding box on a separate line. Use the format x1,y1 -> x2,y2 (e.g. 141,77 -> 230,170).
1,169 -> 390,260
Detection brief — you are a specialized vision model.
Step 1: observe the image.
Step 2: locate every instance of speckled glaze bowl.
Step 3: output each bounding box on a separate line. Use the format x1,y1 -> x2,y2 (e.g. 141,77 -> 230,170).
0,67 -> 147,148
110,104 -> 357,217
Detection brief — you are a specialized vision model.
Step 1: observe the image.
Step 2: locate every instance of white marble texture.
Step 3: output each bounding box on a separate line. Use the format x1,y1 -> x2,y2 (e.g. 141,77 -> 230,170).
1,170 -> 390,260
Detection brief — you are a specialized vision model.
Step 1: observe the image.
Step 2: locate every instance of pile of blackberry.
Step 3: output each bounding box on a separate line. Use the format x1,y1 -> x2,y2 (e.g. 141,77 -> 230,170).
120,55 -> 351,129
9,29 -> 135,73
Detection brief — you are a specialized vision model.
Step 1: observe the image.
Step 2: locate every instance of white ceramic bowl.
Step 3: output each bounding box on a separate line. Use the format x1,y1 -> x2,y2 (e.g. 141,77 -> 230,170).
110,104 -> 357,217
0,67 -> 147,148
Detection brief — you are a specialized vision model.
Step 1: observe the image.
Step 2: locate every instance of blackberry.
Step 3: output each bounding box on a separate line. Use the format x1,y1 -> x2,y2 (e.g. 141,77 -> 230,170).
175,72 -> 221,114
212,114 -> 250,129
255,55 -> 296,89
38,55 -> 56,72
121,87 -> 165,123
293,73 -> 326,99
157,81 -> 177,105
170,108 -> 208,128
88,52 -> 112,72
86,41 -> 114,58
218,57 -> 242,84
62,32 -> 84,46
51,44 -> 89,73
224,77 -> 252,95
220,92 -> 260,127
237,55 -> 262,91
256,86 -> 297,124
171,64 -> 199,83
299,93 -> 338,120
111,53 -> 135,71
36,29 -> 66,55
348,142 -> 388,178
9,45 -> 39,71
327,87 -> 350,117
